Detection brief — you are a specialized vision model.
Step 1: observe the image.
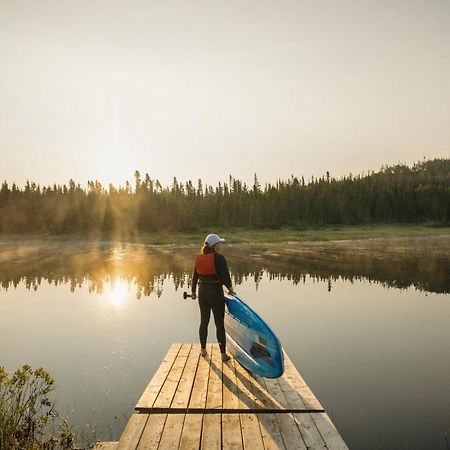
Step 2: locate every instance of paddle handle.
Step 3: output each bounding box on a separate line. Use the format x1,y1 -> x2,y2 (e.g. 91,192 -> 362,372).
183,290 -> 236,299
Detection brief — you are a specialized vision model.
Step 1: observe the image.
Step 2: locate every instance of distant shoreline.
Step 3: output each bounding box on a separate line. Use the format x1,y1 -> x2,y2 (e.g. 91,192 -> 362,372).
1,223 -> 449,246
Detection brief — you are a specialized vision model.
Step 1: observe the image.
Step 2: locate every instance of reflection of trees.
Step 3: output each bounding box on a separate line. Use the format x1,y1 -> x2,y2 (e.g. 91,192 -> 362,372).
0,238 -> 449,296
233,240 -> 450,294
0,243 -> 194,298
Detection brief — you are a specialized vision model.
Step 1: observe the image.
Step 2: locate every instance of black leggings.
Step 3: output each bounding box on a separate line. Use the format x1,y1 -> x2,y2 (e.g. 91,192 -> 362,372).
198,284 -> 226,353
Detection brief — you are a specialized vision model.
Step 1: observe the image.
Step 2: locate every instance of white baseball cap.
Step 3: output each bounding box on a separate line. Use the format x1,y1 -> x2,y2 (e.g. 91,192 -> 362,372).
205,233 -> 226,246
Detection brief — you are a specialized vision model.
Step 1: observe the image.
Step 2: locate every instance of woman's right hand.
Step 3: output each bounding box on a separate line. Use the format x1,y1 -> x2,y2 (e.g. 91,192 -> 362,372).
191,292 -> 197,300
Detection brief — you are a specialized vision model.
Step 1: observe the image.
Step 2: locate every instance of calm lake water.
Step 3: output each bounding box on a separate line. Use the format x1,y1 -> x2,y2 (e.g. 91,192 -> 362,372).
0,237 -> 449,449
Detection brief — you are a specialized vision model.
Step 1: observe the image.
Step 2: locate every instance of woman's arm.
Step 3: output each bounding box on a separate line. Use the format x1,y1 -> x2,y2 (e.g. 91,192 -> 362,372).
214,253 -> 233,292
191,268 -> 199,297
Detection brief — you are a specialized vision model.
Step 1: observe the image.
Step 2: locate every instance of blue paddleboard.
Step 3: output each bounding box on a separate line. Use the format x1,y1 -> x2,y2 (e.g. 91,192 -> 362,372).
224,294 -> 284,378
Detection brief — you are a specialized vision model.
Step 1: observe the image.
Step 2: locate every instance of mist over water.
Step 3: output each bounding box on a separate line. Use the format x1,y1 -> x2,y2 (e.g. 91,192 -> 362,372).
1,236 -> 449,295
0,237 -> 449,449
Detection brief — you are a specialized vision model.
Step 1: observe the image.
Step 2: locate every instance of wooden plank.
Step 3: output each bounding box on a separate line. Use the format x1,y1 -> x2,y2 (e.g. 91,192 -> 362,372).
276,376 -> 326,448
243,372 -> 286,449
178,343 -> 192,358
276,376 -> 309,410
237,360 -> 321,411
311,413 -> 349,450
116,414 -> 148,450
281,355 -> 347,449
136,414 -> 167,450
222,414 -> 243,450
153,343 -> 191,408
248,373 -> 279,410
242,371 -> 268,410
136,343 -> 182,409
233,359 -> 258,410
261,378 -> 288,411
240,413 -> 264,450
201,413 -> 221,450
206,345 -> 223,409
257,413 -> 286,450
282,354 -> 347,448
188,343 -> 213,408
171,343 -> 200,408
179,414 -> 203,450
272,413 -> 307,450
157,414 -> 185,450
261,378 -> 307,450
292,413 -> 327,450
222,354 -> 240,409
94,442 -> 118,450
283,353 -> 323,410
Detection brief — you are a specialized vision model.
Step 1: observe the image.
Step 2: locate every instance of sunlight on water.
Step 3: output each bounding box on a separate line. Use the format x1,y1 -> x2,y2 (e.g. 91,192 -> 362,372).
108,278 -> 131,306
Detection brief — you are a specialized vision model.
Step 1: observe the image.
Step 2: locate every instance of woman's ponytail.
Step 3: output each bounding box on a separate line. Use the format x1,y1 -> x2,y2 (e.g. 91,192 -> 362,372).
201,243 -> 214,254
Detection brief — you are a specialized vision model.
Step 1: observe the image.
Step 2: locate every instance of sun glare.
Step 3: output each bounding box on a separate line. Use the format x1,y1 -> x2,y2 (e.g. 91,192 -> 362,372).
109,278 -> 130,306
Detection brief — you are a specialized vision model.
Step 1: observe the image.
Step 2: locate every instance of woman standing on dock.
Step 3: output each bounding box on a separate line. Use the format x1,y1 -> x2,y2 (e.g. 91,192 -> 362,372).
191,233 -> 235,362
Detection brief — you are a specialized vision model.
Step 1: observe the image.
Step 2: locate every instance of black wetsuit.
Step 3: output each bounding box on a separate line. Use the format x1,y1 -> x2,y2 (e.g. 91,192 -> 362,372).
191,248 -> 232,353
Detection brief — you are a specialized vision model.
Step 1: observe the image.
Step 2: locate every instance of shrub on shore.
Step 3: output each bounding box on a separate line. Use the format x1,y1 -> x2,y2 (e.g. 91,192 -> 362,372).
0,365 -> 75,450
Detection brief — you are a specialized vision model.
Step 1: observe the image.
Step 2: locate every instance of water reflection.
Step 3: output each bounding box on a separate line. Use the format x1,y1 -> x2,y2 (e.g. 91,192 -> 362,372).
109,278 -> 133,306
0,236 -> 448,295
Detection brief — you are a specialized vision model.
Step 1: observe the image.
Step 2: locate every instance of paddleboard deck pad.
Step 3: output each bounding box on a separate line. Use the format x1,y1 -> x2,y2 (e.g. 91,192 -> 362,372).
224,294 -> 284,378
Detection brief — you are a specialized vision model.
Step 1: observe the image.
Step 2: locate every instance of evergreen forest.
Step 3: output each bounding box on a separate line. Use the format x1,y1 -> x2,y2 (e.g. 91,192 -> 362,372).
0,158 -> 448,235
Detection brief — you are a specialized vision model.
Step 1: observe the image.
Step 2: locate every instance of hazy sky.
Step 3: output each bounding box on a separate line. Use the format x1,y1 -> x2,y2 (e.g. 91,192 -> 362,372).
1,0 -> 449,188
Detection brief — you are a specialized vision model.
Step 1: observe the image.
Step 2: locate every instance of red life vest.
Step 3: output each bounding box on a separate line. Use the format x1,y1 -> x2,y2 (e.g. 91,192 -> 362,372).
195,253 -> 217,275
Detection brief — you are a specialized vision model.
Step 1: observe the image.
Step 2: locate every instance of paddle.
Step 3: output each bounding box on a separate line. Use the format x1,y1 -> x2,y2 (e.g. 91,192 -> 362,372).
183,290 -> 236,299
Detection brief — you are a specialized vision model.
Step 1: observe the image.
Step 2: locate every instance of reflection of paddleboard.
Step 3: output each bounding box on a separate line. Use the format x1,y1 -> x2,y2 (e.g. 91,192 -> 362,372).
224,294 -> 284,378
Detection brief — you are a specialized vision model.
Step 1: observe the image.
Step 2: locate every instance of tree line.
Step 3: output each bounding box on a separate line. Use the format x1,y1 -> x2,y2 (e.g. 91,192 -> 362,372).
0,158 -> 448,234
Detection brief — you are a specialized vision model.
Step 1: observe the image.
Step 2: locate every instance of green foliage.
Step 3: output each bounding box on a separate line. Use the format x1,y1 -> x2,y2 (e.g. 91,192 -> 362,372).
0,159 -> 448,235
0,365 -> 75,450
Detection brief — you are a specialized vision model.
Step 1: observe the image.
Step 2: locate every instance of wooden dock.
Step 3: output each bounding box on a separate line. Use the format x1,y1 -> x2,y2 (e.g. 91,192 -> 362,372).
95,343 -> 348,449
